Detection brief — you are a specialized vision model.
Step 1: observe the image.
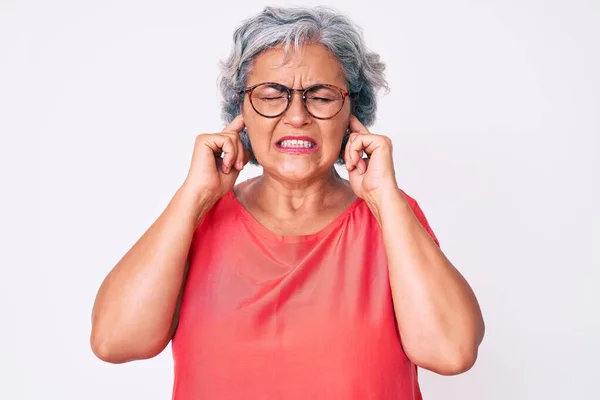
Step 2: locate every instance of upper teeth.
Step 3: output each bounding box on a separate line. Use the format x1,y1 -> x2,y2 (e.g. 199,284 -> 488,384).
280,139 -> 314,148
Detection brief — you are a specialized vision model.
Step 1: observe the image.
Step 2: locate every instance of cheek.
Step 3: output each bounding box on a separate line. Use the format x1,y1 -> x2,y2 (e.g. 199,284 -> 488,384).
321,121 -> 348,148
242,105 -> 272,147
245,120 -> 278,152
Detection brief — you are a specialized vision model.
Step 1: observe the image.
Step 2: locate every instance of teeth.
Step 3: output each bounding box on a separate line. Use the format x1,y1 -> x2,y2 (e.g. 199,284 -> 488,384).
279,139 -> 314,148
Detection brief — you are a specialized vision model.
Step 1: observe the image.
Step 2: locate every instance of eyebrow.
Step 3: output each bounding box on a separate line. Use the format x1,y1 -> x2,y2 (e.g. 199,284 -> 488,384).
253,81 -> 348,90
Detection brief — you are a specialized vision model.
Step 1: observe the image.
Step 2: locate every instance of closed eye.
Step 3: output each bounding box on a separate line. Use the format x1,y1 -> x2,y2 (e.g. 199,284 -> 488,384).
259,95 -> 286,100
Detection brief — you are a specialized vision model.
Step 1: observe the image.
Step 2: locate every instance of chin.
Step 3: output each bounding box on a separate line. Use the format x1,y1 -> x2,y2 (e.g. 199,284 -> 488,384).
268,157 -> 330,182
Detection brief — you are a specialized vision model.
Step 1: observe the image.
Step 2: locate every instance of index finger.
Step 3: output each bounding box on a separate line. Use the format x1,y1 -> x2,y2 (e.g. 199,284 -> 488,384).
222,114 -> 245,134
348,115 -> 370,134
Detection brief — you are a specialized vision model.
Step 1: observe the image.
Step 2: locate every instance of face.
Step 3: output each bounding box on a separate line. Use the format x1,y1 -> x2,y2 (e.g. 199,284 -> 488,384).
241,43 -> 351,183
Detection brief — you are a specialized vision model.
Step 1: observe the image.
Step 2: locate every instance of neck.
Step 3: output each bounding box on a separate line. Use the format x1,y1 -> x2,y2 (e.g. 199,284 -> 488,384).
249,167 -> 352,217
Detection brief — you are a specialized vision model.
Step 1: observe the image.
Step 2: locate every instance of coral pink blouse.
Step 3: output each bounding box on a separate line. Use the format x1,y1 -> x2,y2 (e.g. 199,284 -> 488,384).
172,188 -> 438,399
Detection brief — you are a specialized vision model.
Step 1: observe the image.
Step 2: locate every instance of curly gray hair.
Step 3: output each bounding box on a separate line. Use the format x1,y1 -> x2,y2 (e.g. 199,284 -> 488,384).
218,6 -> 389,165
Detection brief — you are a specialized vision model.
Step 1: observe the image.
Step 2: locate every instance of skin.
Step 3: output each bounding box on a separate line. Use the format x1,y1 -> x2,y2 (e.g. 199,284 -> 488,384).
91,43 -> 484,375
344,118 -> 485,375
236,44 -> 357,236
238,43 -> 485,374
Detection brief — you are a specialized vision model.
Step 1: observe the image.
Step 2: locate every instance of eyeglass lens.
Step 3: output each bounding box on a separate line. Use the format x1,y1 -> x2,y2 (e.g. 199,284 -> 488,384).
250,83 -> 344,118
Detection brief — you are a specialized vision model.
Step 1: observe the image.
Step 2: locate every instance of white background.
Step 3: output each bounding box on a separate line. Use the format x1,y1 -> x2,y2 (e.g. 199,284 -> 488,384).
2,0 -> 599,399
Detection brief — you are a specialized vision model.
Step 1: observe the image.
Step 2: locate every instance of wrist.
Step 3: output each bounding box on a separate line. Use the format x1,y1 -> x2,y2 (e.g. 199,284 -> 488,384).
176,184 -> 218,221
365,185 -> 408,225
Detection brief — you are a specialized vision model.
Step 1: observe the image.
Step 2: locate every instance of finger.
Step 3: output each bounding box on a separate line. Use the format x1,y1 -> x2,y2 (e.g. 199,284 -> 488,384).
348,133 -> 370,171
345,132 -> 360,170
350,134 -> 387,158
221,132 -> 245,170
219,136 -> 237,173
234,135 -> 245,170
348,134 -> 382,174
357,157 -> 368,174
348,115 -> 370,134
222,114 -> 245,135
359,158 -> 370,173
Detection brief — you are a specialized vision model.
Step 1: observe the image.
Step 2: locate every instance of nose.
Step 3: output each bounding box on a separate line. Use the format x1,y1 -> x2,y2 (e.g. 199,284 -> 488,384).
281,90 -> 311,128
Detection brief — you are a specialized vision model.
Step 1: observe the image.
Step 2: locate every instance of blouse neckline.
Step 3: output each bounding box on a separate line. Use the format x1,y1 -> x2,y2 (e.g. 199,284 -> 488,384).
226,189 -> 364,243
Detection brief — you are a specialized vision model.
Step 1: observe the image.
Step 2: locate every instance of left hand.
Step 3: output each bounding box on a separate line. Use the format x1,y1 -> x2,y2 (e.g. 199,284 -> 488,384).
344,115 -> 399,206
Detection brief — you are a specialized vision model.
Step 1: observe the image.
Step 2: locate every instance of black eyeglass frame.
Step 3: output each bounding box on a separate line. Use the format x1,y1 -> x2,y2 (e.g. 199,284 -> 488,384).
237,82 -> 351,120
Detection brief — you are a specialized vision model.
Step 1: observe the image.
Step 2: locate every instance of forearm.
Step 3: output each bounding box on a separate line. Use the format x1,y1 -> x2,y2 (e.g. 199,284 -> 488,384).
370,189 -> 484,375
90,185 -> 214,363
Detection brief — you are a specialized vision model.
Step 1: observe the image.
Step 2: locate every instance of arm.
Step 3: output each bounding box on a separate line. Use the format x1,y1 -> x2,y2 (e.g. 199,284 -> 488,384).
370,188 -> 485,375
344,115 -> 484,375
90,186 -> 213,364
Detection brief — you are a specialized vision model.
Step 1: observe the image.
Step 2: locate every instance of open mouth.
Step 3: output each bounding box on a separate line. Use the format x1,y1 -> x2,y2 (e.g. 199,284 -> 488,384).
274,136 -> 318,154
275,137 -> 318,155
276,139 -> 317,149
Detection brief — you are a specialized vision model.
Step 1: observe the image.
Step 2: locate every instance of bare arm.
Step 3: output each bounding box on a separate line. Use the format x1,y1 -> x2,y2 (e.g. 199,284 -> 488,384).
90,116 -> 250,363
370,189 -> 485,375
90,186 -> 214,363
342,115 -> 484,375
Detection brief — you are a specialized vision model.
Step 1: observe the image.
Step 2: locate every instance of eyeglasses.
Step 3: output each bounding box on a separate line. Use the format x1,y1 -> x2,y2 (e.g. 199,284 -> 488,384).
238,82 -> 350,120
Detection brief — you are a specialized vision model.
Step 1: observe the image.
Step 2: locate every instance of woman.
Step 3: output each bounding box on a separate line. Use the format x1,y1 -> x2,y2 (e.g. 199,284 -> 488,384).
91,6 -> 484,399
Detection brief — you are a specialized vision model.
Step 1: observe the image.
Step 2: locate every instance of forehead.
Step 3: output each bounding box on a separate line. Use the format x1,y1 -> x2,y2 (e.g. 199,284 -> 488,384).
247,44 -> 346,87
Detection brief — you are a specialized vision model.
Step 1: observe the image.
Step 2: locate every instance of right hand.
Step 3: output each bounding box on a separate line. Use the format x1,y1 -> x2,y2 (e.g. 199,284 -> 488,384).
182,115 -> 251,202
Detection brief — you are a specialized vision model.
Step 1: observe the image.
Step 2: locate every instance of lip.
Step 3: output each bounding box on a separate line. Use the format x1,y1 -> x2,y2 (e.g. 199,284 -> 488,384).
275,136 -> 319,155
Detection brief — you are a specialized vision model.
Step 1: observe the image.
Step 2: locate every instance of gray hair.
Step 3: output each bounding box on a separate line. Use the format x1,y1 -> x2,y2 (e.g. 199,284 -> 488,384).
218,6 -> 389,165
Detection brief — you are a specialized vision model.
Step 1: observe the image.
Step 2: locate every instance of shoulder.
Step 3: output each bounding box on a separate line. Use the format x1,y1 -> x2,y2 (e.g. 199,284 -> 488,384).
201,190 -> 239,227
190,189 -> 240,243
399,188 -> 419,209
397,188 -> 428,218
398,188 -> 440,246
